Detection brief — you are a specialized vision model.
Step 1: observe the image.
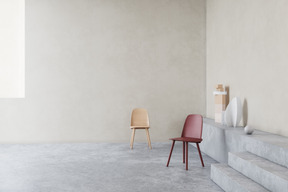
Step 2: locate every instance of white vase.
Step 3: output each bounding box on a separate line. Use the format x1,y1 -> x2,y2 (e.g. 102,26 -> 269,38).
225,97 -> 242,127
244,125 -> 254,135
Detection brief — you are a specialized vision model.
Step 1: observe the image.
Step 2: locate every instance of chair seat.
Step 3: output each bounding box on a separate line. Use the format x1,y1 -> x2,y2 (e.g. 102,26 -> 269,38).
169,137 -> 202,143
130,126 -> 150,129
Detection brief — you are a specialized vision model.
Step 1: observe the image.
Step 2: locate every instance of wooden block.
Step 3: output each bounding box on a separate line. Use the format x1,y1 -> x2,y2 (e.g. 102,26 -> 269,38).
215,95 -> 226,105
215,104 -> 225,112
215,113 -> 222,123
214,84 -> 227,123
216,84 -> 224,92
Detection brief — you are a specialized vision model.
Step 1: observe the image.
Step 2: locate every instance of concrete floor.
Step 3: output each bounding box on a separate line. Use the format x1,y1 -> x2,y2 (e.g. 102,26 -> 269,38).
0,142 -> 223,192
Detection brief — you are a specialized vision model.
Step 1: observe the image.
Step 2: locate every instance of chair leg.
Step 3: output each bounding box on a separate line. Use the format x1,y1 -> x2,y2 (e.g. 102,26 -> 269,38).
186,142 -> 188,170
145,128 -> 152,149
183,141 -> 185,163
130,128 -> 135,149
196,143 -> 204,167
166,140 -> 175,167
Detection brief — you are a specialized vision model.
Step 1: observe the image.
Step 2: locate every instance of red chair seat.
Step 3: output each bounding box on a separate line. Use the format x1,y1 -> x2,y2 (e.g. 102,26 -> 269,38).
169,137 -> 202,143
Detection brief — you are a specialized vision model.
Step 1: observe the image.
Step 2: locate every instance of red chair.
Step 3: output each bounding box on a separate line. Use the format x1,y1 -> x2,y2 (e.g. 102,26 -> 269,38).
166,114 -> 204,170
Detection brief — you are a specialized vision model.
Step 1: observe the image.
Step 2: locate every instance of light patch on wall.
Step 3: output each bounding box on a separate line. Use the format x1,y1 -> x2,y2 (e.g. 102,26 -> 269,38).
0,0 -> 25,98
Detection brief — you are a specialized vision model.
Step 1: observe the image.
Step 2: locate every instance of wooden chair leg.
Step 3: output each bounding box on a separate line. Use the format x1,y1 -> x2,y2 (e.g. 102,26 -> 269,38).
183,141 -> 185,163
186,142 -> 188,170
166,140 -> 175,167
196,143 -> 204,167
130,128 -> 135,149
145,128 -> 152,149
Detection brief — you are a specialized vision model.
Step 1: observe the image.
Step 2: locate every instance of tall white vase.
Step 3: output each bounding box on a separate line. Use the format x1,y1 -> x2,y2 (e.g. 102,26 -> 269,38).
225,97 -> 242,127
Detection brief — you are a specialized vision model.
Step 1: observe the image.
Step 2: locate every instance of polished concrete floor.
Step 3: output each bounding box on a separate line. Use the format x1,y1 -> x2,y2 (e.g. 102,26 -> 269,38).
0,142 -> 223,192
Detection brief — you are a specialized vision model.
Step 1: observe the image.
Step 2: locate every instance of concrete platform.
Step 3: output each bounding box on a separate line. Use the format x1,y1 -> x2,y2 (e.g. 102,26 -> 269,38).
200,118 -> 288,168
229,152 -> 288,192
211,164 -> 269,192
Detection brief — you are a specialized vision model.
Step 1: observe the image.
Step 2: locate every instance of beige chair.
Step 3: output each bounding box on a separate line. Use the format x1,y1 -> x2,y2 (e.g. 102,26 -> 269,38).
130,108 -> 152,149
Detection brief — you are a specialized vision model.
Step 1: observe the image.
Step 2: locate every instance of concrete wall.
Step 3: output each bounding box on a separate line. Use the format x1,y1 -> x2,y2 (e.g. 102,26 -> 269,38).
0,0 -> 206,143
206,0 -> 288,136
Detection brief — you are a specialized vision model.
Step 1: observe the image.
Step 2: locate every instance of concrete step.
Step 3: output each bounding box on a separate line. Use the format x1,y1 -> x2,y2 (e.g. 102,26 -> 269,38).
202,118 -> 288,168
211,164 -> 269,192
239,132 -> 288,169
229,151 -> 288,192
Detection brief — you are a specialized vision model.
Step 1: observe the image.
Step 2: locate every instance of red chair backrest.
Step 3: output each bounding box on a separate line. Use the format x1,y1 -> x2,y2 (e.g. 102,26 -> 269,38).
181,114 -> 203,139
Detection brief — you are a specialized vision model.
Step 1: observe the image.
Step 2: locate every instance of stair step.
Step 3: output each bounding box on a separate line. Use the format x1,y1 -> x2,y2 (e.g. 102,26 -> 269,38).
211,164 -> 269,192
242,133 -> 288,168
202,118 -> 288,168
229,151 -> 288,192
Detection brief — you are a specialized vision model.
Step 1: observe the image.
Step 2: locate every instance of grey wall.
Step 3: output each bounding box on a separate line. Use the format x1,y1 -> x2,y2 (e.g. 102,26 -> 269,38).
206,0 -> 288,136
0,0 -> 206,143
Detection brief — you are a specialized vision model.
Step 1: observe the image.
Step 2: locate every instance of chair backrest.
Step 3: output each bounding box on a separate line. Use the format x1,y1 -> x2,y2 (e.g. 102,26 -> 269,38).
131,108 -> 149,127
181,114 -> 203,139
